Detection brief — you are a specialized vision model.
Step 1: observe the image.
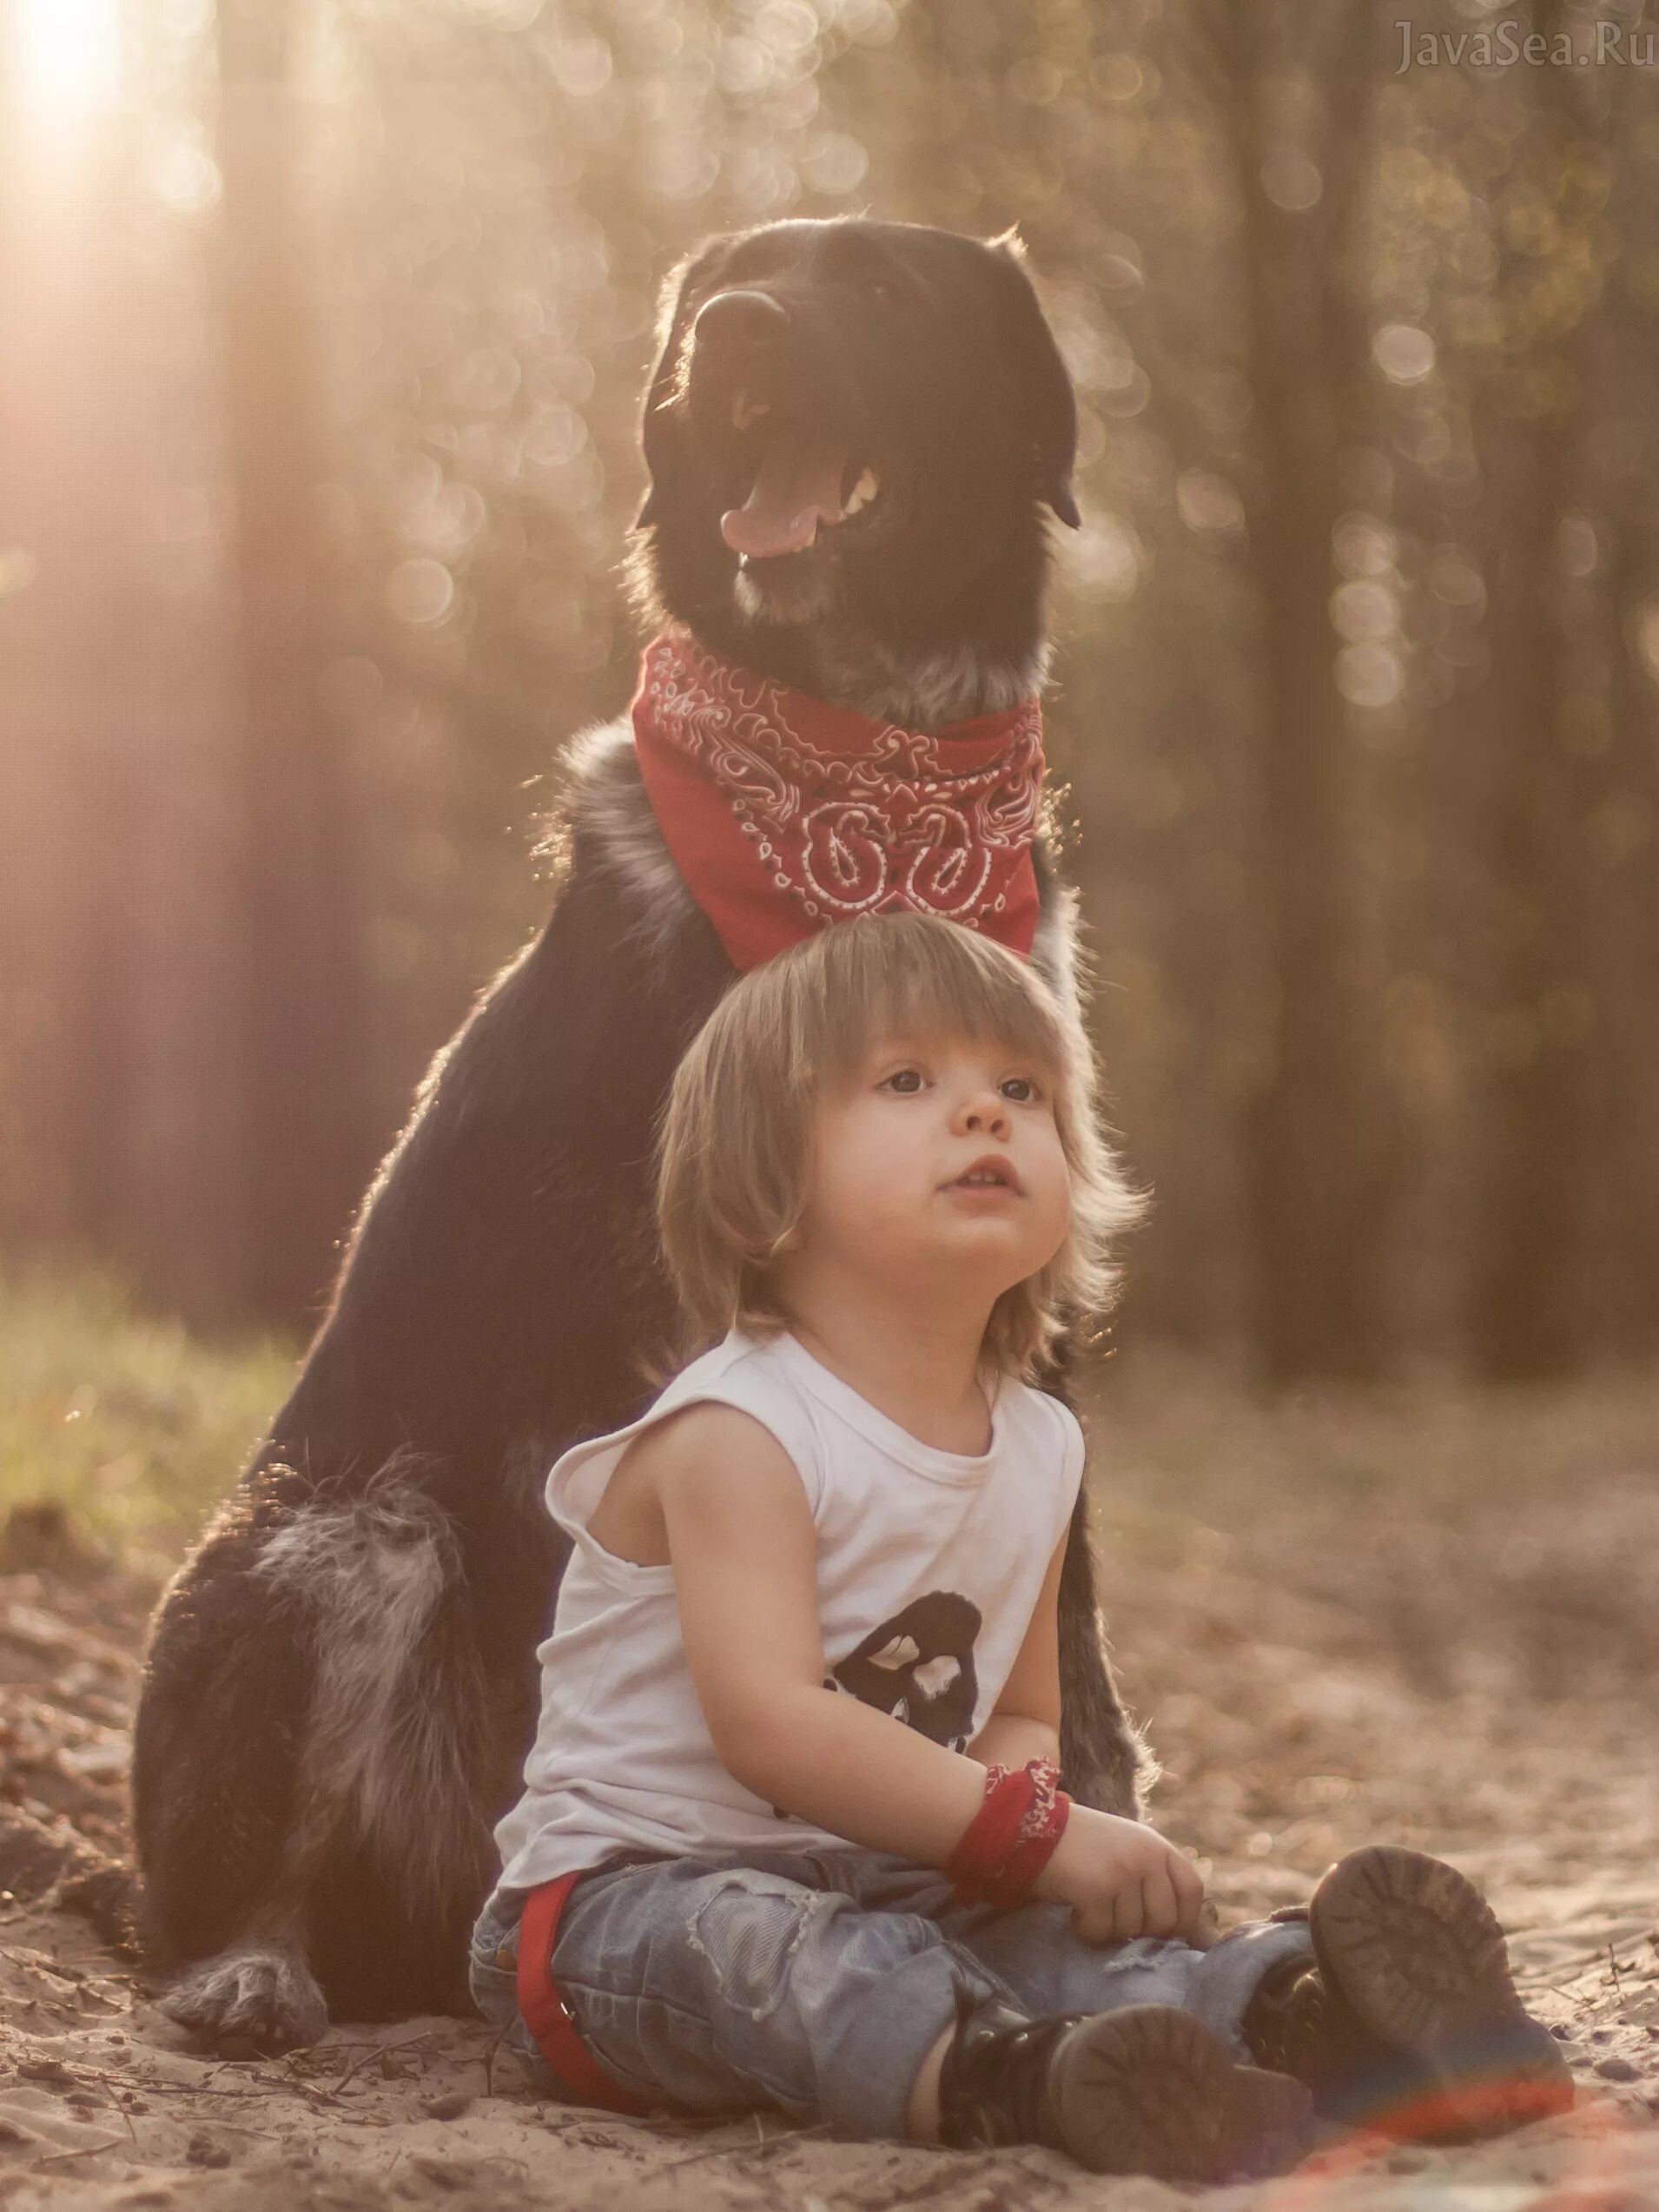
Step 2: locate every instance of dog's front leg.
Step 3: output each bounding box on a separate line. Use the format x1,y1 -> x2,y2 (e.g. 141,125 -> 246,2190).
155,1927 -> 327,2057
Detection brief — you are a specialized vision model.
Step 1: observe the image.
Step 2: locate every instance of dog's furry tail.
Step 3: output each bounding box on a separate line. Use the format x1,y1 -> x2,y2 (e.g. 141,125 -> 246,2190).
1057,1490 -> 1160,1819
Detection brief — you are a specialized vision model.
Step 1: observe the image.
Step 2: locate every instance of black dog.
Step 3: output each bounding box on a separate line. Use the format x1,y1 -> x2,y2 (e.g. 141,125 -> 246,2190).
132,218 -> 1152,2054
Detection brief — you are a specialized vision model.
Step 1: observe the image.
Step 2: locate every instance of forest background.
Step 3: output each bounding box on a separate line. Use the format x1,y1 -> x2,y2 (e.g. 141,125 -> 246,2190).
3,15 -> 1658,2200
4,0 -> 1658,1388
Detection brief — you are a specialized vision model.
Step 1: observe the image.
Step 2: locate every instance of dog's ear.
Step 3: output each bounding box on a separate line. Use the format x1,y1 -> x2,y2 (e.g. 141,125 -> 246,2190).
637,237 -> 732,530
986,228 -> 1081,530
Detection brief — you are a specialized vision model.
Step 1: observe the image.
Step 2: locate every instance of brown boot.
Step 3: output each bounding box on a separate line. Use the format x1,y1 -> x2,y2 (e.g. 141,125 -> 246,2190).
937,1997 -> 1313,2180
1243,1847 -> 1573,2143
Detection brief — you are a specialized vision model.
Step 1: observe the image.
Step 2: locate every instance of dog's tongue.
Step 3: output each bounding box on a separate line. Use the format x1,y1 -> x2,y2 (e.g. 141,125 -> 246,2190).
721,425 -> 847,559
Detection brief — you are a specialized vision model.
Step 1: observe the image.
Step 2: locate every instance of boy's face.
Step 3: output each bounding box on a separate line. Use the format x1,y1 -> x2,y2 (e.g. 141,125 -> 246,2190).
796,1029 -> 1073,1306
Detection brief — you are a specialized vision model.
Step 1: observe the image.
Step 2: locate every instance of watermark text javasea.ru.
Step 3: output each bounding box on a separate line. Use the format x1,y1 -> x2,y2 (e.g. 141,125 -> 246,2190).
1396,18 -> 1657,72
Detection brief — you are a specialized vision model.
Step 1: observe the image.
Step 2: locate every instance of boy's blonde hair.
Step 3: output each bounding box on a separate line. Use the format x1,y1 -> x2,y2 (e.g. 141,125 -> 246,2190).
655,912 -> 1145,1380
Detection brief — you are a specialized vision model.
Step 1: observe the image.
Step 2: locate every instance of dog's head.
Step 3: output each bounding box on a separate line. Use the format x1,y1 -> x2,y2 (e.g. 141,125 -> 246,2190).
630,218 -> 1079,710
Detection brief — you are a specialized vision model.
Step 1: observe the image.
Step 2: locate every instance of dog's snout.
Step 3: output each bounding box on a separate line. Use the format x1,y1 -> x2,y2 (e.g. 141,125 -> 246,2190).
691,288 -> 790,361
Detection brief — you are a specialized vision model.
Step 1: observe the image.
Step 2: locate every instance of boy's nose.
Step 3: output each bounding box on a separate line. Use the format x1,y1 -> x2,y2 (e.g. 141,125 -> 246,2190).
956,1090 -> 1011,1135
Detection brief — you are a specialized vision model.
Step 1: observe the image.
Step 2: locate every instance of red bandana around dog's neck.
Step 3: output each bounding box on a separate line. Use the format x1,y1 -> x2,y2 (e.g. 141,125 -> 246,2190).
630,631 -> 1045,973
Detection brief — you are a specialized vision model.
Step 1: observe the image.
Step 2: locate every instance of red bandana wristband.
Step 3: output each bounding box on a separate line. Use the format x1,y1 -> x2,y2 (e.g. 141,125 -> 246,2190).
630,631 -> 1045,973
946,1756 -> 1071,1908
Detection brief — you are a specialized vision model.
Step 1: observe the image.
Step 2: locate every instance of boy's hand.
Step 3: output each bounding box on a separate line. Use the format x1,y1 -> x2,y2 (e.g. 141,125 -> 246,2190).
1032,1806 -> 1207,1945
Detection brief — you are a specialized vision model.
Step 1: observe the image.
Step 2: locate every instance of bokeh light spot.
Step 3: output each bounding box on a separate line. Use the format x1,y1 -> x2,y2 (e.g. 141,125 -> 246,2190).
1337,643 -> 1404,709
1261,149 -> 1324,213
385,559 -> 456,626
1372,323 -> 1438,384
1176,472 -> 1246,536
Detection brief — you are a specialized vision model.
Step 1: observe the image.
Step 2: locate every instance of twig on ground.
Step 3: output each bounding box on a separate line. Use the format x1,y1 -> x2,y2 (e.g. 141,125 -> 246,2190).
876,2160 -> 1008,2207
247,2067 -> 342,2112
1609,1945 -> 1627,2014
332,2029 -> 435,2094
750,2120 -> 833,2162
0,1945 -> 85,1984
653,2120 -> 833,2174
654,2135 -> 760,2173
32,2136 -> 124,2166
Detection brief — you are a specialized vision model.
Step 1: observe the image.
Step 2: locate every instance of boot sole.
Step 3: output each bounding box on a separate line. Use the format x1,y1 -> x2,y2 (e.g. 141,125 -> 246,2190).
1310,1846 -> 1573,2143
1050,2005 -> 1314,2181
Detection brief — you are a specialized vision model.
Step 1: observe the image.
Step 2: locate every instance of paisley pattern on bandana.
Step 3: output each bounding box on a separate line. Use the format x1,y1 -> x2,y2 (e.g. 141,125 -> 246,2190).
630,631 -> 1044,972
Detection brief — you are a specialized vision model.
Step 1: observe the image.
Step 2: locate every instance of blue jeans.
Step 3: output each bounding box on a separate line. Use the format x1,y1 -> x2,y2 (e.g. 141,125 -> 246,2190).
470,1846 -> 1315,2142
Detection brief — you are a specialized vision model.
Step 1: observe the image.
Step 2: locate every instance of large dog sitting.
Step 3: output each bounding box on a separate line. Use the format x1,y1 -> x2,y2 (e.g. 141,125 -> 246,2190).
132,218 -> 1152,2055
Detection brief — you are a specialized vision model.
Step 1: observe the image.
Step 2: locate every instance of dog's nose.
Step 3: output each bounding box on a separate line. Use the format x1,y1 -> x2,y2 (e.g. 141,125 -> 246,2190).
691,288 -> 790,360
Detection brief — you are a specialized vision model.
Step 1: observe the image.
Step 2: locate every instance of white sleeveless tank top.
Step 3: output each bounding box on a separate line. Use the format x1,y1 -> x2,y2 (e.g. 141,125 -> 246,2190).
491,1327 -> 1086,1895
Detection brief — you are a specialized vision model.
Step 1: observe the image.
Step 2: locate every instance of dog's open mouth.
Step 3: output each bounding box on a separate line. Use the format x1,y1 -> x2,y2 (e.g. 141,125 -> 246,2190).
717,391 -> 886,563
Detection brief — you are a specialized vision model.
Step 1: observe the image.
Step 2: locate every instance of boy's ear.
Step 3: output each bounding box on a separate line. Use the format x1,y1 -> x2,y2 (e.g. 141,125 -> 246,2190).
985,228 -> 1081,531
638,236 -> 733,530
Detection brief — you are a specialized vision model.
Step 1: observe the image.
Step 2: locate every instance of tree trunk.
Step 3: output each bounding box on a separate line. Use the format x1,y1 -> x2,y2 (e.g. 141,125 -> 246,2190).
0,0 -> 138,1261
215,0 -> 368,1323
1470,0 -> 1617,1379
1222,0 -> 1393,1381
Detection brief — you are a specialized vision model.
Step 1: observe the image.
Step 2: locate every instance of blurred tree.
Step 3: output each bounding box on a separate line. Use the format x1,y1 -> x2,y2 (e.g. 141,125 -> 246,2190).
1583,110 -> 1659,1357
3,0 -> 1657,1378
0,0 -> 138,1265
1212,0 -> 1396,1382
215,0 -> 370,1319
1471,0 -> 1629,1377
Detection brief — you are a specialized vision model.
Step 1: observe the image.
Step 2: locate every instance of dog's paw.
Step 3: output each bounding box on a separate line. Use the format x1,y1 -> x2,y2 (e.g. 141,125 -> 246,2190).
160,1945 -> 328,2056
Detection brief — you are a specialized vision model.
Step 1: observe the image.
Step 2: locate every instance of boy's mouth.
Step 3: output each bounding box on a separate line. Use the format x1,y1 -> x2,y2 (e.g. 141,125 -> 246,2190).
944,1154 -> 1024,1196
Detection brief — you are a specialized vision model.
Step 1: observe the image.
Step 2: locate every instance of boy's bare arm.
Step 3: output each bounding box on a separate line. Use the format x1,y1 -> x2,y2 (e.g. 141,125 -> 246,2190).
650,1403 -> 988,1866
649,1405 -> 1204,1941
966,1534 -> 1065,1772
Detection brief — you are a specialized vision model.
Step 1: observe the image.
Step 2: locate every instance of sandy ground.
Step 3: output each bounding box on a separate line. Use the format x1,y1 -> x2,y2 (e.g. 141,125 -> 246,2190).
3,1362 -> 1658,2210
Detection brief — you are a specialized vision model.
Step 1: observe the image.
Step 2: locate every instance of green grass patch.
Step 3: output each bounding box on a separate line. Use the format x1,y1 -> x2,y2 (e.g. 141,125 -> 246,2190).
0,1271 -> 296,1574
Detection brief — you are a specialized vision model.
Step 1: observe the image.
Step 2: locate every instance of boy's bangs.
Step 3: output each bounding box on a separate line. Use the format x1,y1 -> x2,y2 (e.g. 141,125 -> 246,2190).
798,919 -> 1065,1089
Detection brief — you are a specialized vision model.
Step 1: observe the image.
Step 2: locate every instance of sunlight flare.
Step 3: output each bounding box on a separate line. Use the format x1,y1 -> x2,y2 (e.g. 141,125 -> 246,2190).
11,0 -> 122,117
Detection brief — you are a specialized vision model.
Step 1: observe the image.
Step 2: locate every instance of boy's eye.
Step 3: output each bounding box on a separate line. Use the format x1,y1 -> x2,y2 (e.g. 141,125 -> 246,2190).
1000,1075 -> 1041,1103
878,1067 -> 926,1094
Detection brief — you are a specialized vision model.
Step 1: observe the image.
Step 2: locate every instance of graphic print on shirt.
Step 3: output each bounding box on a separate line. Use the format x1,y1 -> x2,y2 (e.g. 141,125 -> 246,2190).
825,1590 -> 983,1752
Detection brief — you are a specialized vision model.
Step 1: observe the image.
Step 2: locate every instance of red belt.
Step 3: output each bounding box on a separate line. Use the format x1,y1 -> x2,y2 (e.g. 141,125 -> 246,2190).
515,1872 -> 652,2116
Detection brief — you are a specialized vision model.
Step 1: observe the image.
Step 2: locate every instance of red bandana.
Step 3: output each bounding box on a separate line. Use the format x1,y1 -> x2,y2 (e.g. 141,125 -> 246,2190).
630,631 -> 1044,973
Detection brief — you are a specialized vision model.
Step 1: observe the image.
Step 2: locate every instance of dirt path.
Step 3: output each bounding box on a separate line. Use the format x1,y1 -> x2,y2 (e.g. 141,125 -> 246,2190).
3,1365 -> 1656,2210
